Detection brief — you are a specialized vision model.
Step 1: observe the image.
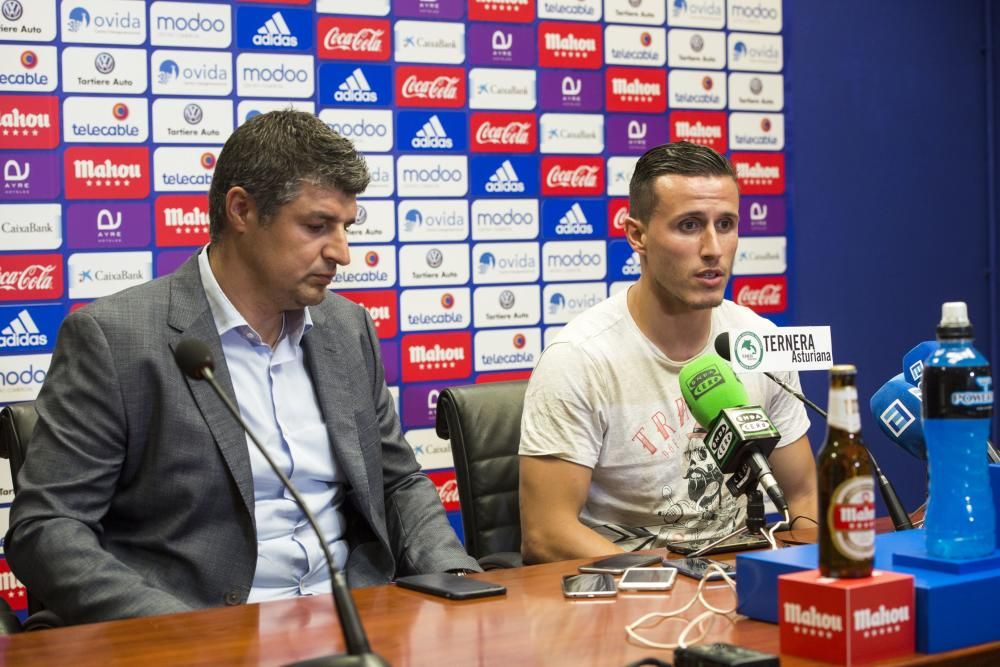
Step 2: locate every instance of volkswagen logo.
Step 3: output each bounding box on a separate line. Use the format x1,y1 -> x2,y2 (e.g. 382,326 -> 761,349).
355,205 -> 367,226
690,35 -> 704,53
94,52 -> 116,75
183,103 -> 203,125
499,290 -> 515,310
750,77 -> 764,95
2,0 -> 23,22
426,248 -> 444,269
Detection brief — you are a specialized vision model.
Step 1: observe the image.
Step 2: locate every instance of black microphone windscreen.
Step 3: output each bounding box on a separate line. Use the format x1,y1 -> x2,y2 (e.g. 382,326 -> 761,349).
714,332 -> 731,361
175,338 -> 214,380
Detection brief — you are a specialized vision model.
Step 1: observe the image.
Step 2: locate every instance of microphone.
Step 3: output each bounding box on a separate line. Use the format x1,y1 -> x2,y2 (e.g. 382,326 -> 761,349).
715,333 -> 914,531
678,353 -> 789,515
901,341 -> 939,386
174,339 -> 389,667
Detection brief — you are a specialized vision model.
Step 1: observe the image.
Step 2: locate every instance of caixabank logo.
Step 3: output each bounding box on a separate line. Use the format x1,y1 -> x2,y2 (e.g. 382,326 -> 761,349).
331,245 -> 397,289
539,70 -> 602,112
394,20 -> 465,65
402,331 -> 472,382
468,0 -> 535,23
61,46 -> 147,95
0,304 -> 61,354
471,155 -> 538,198
1,95 -> 59,149
539,113 -> 603,154
155,194 -> 209,247
0,254 -> 63,302
61,0 -> 146,46
68,250 -> 152,299
396,111 -> 467,152
317,16 -> 391,61
338,289 -> 398,339
605,67 -> 666,113
150,1 -> 232,49
670,111 -> 727,153
541,156 -> 604,197
63,97 -> 149,144
318,63 -> 392,107
542,199 -> 606,239
538,22 -> 602,69
153,147 -> 218,193
395,65 -> 465,108
0,45 -> 57,92
66,202 -> 151,249
0,203 -> 62,251
236,6 -> 312,52
64,146 -> 149,199
470,112 -> 536,153
0,0 -> 58,42
731,152 -> 785,195
606,114 -> 669,155
0,151 -> 60,202
468,67 -> 536,111
468,23 -> 535,67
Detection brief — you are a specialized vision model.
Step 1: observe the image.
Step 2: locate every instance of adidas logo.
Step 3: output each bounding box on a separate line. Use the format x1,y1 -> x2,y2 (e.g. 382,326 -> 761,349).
0,309 -> 48,349
253,12 -> 298,48
411,115 -> 453,149
335,67 -> 378,103
486,159 -> 525,193
622,251 -> 641,276
555,202 -> 593,235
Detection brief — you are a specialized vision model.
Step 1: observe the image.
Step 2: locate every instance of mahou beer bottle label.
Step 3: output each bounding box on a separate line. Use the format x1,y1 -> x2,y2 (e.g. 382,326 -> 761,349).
827,386 -> 861,433
829,476 -> 876,560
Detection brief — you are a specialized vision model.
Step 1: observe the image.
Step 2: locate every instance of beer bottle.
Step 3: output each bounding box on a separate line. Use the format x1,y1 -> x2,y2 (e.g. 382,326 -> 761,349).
818,365 -> 875,578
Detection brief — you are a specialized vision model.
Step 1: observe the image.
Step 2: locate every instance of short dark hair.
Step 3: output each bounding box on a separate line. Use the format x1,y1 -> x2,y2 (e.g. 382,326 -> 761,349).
208,109 -> 370,243
628,142 -> 737,223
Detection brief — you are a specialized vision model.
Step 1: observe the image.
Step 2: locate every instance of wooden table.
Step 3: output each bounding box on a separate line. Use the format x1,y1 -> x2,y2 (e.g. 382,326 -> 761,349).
2,547 -> 999,666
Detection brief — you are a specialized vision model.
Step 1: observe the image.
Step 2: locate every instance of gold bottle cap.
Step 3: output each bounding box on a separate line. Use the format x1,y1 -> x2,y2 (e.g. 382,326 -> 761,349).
830,364 -> 857,374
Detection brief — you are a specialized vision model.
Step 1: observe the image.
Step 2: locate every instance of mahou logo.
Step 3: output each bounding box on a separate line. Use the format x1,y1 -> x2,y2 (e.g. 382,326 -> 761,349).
541,157 -> 604,196
670,111 -> 727,154
608,198 -> 629,238
395,66 -> 465,108
0,560 -> 27,613
428,470 -> 461,511
732,276 -> 787,314
731,152 -> 786,195
317,17 -> 390,61
468,0 -> 535,24
0,254 -> 64,301
402,331 -> 472,382
470,112 -> 536,153
64,147 -> 150,200
605,67 -> 666,113
155,195 -> 209,248
338,289 -> 398,339
0,95 -> 59,149
538,22 -> 602,69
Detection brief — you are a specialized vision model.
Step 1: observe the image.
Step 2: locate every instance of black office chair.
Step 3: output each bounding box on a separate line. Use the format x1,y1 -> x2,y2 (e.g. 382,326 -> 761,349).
435,381 -> 527,570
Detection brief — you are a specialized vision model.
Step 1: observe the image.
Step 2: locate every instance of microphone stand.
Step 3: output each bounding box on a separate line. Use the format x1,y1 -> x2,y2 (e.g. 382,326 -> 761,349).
688,489 -> 771,558
188,355 -> 389,667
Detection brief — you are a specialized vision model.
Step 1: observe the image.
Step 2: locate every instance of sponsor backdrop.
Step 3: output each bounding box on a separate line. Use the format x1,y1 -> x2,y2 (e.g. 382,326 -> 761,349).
0,0 -> 790,607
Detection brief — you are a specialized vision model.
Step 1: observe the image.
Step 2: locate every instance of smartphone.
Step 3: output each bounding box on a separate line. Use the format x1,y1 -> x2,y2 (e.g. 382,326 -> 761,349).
562,573 -> 617,598
394,573 -> 506,600
667,533 -> 769,556
578,553 -> 664,574
617,566 -> 678,591
671,557 -> 736,581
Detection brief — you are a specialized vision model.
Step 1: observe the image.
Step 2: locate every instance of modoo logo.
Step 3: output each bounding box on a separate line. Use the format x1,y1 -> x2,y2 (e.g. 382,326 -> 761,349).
542,240 -> 606,281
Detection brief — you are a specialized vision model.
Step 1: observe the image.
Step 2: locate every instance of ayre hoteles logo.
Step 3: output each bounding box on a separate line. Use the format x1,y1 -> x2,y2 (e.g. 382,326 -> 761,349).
731,151 -> 785,195
538,0 -> 600,21
61,46 -> 147,95
541,156 -> 604,197
150,1 -> 231,49
0,353 -> 51,404
732,275 -> 787,314
0,44 -> 57,92
153,146 -> 219,193
399,286 -> 471,332
543,282 -> 607,325
468,23 -> 535,67
538,22 -> 602,69
0,0 -> 58,42
68,250 -> 152,300
0,253 -> 63,301
467,0 -> 535,24
469,67 -> 536,111
471,112 -> 536,153
728,72 -> 783,111
337,289 -> 398,339
397,199 -> 469,243
401,331 -> 472,383
155,194 -> 209,247
729,112 -> 784,151
470,198 -> 539,241
605,67 -> 666,113
394,20 -> 465,65
0,203 -> 61,250
64,146 -> 149,199
729,32 -> 783,73
472,241 -> 539,285
236,53 -> 313,99
669,110 -> 726,154
331,244 -> 397,289
61,0 -> 146,45
1,95 -> 59,149
316,16 -> 390,61
318,108 -> 393,153
394,0 -> 462,21
236,6 -> 311,52
318,62 -> 392,107
398,243 -> 470,287
474,327 -> 540,372
606,114 -> 669,155
669,69 -> 726,110
470,155 -> 538,198
63,97 -> 149,144
66,202 -> 151,249
538,70 -> 602,112
396,110 -> 467,152
151,49 -> 232,97
738,195 -> 786,236
604,25 -> 666,67
396,155 -> 468,198
152,98 -> 233,145
0,151 -> 60,202
0,304 -> 62,354
472,284 -> 540,329
395,65 -> 465,108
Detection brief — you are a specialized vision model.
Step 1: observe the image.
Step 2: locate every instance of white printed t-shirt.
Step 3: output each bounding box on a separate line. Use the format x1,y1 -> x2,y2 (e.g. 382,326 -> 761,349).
519,288 -> 810,545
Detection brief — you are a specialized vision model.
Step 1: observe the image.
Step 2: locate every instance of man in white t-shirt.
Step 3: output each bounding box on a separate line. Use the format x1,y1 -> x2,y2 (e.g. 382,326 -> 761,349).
518,142 -> 817,564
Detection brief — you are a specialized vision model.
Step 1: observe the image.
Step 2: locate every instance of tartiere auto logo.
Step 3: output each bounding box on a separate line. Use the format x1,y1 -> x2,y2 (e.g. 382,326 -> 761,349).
64,146 -> 149,200
317,17 -> 390,61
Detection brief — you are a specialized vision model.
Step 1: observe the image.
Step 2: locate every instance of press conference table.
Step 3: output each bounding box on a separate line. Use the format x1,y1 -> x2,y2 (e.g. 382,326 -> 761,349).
3,540 -> 1000,666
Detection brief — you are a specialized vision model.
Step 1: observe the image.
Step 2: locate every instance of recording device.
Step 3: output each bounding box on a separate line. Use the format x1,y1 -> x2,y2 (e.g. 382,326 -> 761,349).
617,567 -> 678,591
174,339 -> 389,667
394,573 -> 505,601
901,340 -> 939,386
667,533 -> 769,556
672,557 -> 736,581
578,553 -> 663,574
562,573 -> 617,598
678,353 -> 789,515
673,643 -> 779,667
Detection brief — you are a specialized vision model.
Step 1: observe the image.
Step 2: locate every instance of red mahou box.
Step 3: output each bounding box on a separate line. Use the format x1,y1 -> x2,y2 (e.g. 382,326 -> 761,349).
778,569 -> 915,665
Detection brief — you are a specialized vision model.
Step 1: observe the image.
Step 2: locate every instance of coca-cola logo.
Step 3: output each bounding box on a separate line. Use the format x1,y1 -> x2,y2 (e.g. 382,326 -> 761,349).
427,470 -> 461,512
395,66 -> 466,108
608,198 -> 629,238
471,113 -> 536,153
317,18 -> 391,61
0,255 -> 63,301
476,121 -> 529,145
541,158 -> 604,196
732,276 -> 787,314
401,75 -> 458,100
546,165 -> 598,189
0,264 -> 55,292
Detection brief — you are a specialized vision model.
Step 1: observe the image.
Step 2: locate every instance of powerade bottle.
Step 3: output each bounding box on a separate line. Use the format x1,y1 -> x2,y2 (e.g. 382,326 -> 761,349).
922,302 -> 996,559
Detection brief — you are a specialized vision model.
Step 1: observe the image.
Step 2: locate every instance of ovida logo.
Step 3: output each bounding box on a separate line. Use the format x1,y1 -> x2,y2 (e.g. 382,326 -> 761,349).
158,59 -> 180,84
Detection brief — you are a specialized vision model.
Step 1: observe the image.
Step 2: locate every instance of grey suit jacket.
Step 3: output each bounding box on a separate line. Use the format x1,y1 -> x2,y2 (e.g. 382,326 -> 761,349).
5,255 -> 478,625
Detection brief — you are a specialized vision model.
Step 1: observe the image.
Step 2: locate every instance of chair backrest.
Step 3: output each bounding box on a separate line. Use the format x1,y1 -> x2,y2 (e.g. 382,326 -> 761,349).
0,401 -> 37,495
435,381 -> 527,561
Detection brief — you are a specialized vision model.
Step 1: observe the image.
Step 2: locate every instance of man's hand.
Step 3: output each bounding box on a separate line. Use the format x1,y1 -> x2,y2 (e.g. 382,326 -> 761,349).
768,435 -> 818,525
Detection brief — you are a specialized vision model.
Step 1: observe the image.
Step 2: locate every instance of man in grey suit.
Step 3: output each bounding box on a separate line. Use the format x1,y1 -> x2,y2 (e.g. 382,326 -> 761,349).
6,110 -> 479,626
